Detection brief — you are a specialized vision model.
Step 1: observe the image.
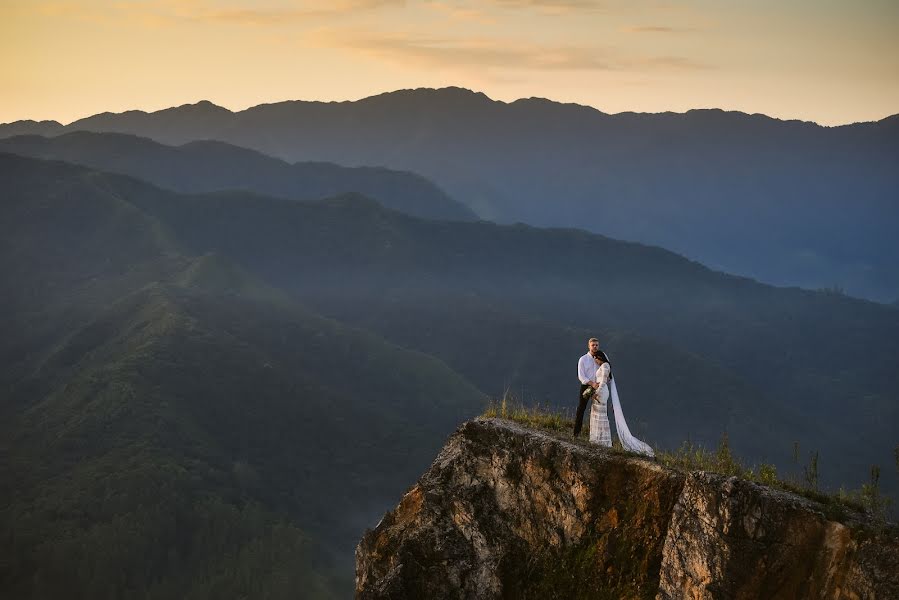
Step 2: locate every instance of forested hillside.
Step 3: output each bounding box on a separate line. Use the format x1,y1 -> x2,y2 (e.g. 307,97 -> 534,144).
0,153 -> 484,599
2,152 -> 897,598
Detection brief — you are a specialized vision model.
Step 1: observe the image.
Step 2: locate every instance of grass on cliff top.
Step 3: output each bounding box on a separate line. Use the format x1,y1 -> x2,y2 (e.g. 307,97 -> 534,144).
482,397 -> 894,527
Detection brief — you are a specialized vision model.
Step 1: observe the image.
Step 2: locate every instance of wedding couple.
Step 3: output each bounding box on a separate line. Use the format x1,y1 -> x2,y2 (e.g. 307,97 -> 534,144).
574,338 -> 654,457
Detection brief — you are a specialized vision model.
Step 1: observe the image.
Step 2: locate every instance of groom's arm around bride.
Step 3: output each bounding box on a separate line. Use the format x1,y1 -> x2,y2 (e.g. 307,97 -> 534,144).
573,337 -> 601,436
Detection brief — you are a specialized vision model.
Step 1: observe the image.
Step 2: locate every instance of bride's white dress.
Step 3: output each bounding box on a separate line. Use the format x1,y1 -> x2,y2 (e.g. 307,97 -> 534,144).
589,361 -> 654,457
589,363 -> 612,447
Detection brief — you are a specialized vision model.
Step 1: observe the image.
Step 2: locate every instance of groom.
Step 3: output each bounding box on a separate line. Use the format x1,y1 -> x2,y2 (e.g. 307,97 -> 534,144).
574,337 -> 603,436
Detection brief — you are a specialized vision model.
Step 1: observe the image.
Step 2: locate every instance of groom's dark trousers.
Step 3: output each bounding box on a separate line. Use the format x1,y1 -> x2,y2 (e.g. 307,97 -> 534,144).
573,384 -> 591,436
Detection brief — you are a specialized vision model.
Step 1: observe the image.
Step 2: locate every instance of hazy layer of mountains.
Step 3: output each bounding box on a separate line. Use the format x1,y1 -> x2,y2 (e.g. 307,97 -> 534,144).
0,131 -> 474,222
2,89 -> 897,599
3,86 -> 897,301
3,149 -> 898,596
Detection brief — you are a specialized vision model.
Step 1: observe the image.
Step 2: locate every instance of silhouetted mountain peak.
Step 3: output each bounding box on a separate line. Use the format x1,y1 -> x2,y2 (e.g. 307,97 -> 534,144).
166,99 -> 232,115
387,86 -> 490,101
0,118 -> 62,128
0,119 -> 65,138
67,101 -> 232,131
603,108 -> 822,131
357,86 -> 495,111
676,108 -> 827,131
876,113 -> 899,130
67,108 -> 148,128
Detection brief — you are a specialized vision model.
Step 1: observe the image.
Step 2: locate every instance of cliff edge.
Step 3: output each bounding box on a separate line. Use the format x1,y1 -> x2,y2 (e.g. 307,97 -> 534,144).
355,418 -> 898,599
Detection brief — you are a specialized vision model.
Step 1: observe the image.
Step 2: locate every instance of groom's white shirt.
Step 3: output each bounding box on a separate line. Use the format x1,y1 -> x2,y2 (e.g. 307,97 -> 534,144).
577,353 -> 597,385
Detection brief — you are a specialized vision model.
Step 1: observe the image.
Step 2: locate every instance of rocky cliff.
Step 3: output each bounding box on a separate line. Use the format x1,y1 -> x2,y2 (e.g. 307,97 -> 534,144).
355,418 -> 898,599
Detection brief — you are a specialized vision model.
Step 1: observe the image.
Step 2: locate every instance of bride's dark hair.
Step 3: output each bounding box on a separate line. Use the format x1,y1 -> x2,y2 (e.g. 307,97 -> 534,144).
596,350 -> 613,379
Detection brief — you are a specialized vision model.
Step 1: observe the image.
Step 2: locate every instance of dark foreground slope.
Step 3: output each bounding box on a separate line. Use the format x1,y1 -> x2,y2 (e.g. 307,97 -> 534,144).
357,419 -> 899,599
0,153 -> 485,599
0,131 -> 475,221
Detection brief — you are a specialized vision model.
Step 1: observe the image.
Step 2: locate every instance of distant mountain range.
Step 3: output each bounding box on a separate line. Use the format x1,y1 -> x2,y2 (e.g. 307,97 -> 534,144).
3,87 -> 897,301
0,131 -> 474,222
2,107 -> 898,597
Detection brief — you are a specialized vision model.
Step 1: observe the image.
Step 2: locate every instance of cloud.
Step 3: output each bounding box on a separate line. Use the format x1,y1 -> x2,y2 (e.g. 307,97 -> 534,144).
308,29 -> 608,71
168,0 -> 404,24
36,0 -> 404,27
488,0 -> 607,14
420,1 -> 496,24
623,25 -> 699,33
306,27 -> 709,73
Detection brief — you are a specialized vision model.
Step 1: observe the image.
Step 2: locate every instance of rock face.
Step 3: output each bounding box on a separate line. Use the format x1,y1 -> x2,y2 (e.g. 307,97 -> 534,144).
356,419 -> 899,599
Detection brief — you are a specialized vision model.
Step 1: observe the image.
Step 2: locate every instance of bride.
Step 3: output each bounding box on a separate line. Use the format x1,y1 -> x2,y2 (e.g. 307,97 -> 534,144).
585,351 -> 654,457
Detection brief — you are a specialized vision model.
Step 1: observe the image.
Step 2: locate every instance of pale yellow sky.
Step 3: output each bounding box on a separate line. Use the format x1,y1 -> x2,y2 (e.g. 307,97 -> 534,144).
2,0 -> 897,125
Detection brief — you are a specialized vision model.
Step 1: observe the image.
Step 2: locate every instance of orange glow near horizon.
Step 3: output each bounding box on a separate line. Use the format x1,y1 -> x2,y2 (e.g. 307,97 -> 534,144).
2,0 -> 897,126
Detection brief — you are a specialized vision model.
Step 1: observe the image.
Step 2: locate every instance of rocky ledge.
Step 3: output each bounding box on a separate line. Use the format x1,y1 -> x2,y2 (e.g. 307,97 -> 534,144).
356,418 -> 898,599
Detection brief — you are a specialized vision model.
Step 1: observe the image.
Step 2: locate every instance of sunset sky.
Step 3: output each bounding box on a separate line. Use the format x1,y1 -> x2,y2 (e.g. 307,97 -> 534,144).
2,0 -> 897,126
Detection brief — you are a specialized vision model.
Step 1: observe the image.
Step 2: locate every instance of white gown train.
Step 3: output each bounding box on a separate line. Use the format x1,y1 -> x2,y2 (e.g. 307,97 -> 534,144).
609,378 -> 654,457
587,360 -> 654,457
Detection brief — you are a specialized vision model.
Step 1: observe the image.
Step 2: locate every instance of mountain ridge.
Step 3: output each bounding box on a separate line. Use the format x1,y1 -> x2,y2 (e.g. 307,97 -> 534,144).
0,132 -> 476,221
5,87 -> 897,129
0,152 -> 490,597
4,86 -> 895,300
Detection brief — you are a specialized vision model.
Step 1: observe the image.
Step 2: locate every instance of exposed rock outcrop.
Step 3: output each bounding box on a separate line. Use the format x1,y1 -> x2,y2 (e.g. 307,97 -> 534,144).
356,418 -> 898,599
